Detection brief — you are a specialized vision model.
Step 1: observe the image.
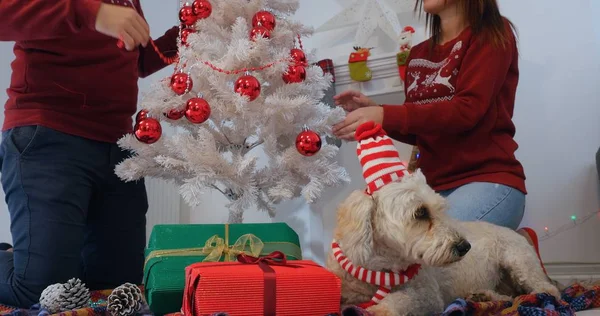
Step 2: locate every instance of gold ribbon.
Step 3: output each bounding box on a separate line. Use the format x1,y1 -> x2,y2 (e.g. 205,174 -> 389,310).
201,232 -> 263,262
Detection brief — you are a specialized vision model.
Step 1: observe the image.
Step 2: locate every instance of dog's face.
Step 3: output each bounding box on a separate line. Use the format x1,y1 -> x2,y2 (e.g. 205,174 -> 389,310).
334,170 -> 470,269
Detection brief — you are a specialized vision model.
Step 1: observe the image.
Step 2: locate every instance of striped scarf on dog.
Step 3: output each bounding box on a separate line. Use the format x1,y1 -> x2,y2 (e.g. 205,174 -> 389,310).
331,240 -> 421,308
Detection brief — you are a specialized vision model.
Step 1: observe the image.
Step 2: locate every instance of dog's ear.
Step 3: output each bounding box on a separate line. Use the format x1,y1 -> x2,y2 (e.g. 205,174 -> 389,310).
412,169 -> 428,183
334,190 -> 376,265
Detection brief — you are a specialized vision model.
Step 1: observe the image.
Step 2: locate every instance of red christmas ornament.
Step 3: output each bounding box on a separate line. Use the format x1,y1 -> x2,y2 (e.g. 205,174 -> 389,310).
192,0 -> 212,19
252,11 -> 276,31
179,6 -> 197,26
185,97 -> 211,123
134,118 -> 162,144
234,74 -> 261,101
170,73 -> 192,95
296,128 -> 322,156
250,25 -> 271,41
181,28 -> 195,46
164,108 -> 185,120
290,48 -> 307,65
135,109 -> 148,123
282,65 -> 306,84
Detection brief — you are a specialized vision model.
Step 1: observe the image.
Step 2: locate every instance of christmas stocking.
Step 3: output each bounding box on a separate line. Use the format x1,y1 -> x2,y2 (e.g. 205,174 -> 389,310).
348,47 -> 372,82
397,26 -> 415,82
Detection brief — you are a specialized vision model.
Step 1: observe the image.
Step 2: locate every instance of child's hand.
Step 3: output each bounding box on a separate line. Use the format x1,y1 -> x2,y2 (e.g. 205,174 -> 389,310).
333,106 -> 384,141
333,90 -> 377,112
95,3 -> 150,51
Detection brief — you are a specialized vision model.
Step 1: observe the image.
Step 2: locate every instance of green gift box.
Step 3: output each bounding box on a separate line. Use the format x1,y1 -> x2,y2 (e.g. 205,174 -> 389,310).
143,222 -> 302,315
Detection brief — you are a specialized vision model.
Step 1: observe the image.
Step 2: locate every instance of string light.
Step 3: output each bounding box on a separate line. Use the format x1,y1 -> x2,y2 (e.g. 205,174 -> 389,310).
539,209 -> 600,242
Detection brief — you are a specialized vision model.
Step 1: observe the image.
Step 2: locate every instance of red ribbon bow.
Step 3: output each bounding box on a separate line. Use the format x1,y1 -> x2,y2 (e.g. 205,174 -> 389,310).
236,251 -> 287,265
237,251 -> 288,316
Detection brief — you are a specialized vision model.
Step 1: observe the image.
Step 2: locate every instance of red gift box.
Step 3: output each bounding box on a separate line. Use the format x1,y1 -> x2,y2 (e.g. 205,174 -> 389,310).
182,252 -> 341,316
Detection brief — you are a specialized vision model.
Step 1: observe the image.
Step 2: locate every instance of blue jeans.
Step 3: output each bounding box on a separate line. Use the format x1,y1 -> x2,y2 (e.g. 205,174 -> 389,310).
438,182 -> 525,230
0,125 -> 148,307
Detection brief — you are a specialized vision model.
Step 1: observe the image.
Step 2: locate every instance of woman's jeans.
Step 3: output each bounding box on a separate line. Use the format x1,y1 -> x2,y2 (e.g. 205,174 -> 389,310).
438,182 -> 525,230
0,125 -> 148,307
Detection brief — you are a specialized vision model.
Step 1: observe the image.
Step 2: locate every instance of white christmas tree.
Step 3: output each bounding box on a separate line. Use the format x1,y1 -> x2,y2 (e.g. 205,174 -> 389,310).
115,0 -> 349,223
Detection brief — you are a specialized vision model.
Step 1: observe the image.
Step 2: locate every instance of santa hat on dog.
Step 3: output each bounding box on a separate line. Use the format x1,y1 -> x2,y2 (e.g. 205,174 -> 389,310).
355,121 -> 409,194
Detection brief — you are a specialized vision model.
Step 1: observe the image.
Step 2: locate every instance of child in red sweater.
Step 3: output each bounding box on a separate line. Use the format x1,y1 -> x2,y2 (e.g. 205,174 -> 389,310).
0,0 -> 178,307
333,0 -> 546,271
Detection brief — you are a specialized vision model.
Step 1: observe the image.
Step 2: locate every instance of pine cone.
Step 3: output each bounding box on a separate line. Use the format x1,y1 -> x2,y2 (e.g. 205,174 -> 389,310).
39,278 -> 90,313
107,283 -> 143,316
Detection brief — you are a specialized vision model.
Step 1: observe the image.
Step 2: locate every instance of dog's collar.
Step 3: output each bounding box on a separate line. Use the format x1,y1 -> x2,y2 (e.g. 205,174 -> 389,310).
332,240 -> 421,307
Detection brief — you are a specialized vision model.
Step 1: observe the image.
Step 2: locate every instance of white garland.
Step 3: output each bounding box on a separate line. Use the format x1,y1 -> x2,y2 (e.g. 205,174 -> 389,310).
116,0 -> 349,223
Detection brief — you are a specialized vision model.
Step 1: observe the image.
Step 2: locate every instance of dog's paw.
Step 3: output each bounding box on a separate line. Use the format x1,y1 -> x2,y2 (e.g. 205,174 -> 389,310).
532,286 -> 561,302
466,292 -> 493,302
366,304 -> 395,316
467,290 -> 512,302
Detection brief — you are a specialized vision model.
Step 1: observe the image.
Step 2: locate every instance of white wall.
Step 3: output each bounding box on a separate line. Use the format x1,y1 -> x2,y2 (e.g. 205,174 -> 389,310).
0,41 -> 11,243
0,0 -> 599,267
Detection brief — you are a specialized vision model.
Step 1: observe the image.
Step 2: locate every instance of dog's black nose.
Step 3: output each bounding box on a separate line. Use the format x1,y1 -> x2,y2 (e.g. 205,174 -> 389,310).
454,239 -> 471,257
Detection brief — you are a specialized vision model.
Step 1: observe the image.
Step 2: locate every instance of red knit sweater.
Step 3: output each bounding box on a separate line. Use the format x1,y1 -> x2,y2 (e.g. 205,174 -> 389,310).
0,0 -> 179,143
382,20 -> 527,194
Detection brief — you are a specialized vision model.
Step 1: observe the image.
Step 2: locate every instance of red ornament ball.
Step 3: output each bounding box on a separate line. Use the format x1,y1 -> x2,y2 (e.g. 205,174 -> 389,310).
135,118 -> 162,144
170,73 -> 192,95
282,65 -> 306,84
164,108 -> 185,120
179,6 -> 197,26
135,109 -> 148,123
192,0 -> 212,19
234,75 -> 261,101
181,28 -> 195,46
250,25 -> 271,41
185,97 -> 211,124
290,48 -> 307,65
296,129 -> 322,156
252,11 -> 276,31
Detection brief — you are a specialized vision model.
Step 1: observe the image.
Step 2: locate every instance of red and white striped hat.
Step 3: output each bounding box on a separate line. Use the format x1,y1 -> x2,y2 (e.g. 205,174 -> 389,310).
355,121 -> 409,194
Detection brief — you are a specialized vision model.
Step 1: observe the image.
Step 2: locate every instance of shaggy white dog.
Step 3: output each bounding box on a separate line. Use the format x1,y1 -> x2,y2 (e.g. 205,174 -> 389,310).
326,170 -> 560,316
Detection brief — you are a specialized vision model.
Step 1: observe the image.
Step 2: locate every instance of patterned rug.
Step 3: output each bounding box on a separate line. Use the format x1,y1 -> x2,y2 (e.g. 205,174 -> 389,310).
0,289 -> 152,316
340,283 -> 600,316
2,283 -> 598,316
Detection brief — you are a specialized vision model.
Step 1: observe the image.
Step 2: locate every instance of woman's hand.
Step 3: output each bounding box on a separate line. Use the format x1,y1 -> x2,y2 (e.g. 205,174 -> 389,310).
95,3 -> 150,51
333,106 -> 384,141
333,90 -> 377,112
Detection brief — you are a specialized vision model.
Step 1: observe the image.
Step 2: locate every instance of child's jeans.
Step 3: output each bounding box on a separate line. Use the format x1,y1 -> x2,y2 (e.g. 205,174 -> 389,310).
0,125 -> 148,307
438,182 -> 525,230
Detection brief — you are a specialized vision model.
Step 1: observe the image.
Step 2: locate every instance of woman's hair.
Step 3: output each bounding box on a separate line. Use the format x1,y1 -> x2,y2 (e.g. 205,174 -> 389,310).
415,0 -> 516,49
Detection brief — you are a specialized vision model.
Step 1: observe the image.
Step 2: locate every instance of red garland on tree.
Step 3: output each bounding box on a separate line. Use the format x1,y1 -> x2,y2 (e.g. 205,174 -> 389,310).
250,25 -> 271,41
252,11 -> 276,31
181,28 -> 195,46
234,74 -> 261,101
192,0 -> 212,19
135,118 -> 162,144
296,127 -> 322,156
290,48 -> 307,66
135,109 -> 148,123
164,109 -> 185,120
170,73 -> 192,95
282,64 -> 306,84
185,97 -> 211,123
179,5 -> 197,26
